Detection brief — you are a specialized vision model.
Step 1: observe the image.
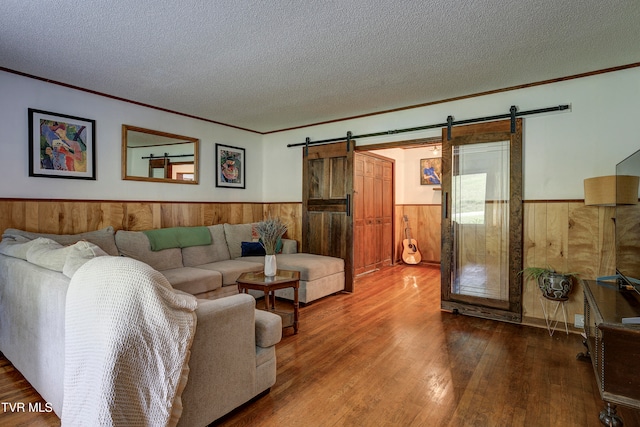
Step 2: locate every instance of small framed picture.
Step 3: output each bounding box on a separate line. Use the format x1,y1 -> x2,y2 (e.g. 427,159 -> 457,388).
420,158 -> 442,185
215,143 -> 245,189
28,108 -> 96,180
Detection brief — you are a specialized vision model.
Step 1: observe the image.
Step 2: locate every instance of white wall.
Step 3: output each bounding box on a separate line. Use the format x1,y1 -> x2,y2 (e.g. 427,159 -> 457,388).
0,70 -> 263,202
262,67 -> 640,202
3,67 -> 640,204
369,147 -> 442,205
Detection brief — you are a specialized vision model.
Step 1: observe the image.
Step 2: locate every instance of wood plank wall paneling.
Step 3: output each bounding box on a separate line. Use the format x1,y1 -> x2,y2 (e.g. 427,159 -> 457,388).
0,199 -> 625,327
522,202 -> 617,326
0,200 -> 303,246
397,201 -> 618,327
396,205 -> 441,263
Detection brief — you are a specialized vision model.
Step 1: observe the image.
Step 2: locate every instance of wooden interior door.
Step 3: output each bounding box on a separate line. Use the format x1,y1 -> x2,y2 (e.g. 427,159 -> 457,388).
381,159 -> 394,267
354,152 -> 394,276
441,119 -> 523,323
303,141 -> 354,292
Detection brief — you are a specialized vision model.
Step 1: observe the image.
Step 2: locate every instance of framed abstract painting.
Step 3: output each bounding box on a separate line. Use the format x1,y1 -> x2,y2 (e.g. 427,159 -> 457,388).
215,143 -> 245,189
28,108 -> 96,180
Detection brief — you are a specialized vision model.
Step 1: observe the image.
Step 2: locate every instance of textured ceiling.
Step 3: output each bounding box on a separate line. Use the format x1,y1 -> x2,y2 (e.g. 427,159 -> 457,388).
1,0 -> 639,133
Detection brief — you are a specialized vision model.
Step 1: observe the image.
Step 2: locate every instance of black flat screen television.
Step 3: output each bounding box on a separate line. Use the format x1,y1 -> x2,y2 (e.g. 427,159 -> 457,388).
616,149 -> 640,290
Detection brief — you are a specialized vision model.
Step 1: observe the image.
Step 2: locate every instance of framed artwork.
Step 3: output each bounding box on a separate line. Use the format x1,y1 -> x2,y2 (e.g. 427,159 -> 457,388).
28,108 -> 96,180
215,143 -> 245,189
420,158 -> 442,185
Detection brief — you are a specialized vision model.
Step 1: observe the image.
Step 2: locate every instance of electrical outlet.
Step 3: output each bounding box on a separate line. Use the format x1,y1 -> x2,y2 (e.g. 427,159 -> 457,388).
574,314 -> 584,328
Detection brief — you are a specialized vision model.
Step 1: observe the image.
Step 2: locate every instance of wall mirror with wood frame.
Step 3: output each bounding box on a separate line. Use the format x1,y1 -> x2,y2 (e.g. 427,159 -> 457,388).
122,125 -> 199,184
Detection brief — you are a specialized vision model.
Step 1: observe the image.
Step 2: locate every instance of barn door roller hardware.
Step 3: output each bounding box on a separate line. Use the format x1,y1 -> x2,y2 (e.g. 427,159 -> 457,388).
142,153 -> 194,159
288,104 -> 570,148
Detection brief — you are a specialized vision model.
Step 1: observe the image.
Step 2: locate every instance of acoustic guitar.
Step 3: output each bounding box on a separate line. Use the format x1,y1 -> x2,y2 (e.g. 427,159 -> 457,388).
402,215 -> 422,265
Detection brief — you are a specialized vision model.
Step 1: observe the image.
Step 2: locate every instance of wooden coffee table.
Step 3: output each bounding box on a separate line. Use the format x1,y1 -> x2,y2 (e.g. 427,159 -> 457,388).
237,269 -> 300,334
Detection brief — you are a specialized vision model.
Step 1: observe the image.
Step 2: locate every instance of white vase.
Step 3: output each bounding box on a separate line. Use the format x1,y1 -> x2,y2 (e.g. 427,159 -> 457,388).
264,254 -> 277,277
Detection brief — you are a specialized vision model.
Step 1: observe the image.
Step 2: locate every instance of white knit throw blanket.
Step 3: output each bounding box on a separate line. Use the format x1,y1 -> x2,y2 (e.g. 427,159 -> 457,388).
62,256 -> 197,427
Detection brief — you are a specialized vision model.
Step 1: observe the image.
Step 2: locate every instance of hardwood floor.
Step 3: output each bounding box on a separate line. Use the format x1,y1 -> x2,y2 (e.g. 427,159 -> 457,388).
0,356 -> 59,426
2,264 -> 639,426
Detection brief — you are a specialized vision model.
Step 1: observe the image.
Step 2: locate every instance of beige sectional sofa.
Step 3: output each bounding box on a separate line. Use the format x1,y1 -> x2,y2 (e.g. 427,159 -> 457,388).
115,222 -> 346,304
115,224 -> 254,300
0,222 -> 345,424
0,226 -> 282,426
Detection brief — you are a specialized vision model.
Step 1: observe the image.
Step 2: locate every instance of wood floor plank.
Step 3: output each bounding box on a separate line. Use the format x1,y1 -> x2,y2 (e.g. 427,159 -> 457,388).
1,264 -> 639,426
0,356 -> 59,426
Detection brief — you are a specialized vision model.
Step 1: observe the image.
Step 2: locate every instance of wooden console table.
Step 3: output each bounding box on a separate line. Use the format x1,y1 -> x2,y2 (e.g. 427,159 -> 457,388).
578,279 -> 640,426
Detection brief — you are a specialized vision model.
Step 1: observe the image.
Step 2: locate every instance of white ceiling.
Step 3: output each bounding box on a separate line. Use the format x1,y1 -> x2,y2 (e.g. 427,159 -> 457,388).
1,0 -> 639,133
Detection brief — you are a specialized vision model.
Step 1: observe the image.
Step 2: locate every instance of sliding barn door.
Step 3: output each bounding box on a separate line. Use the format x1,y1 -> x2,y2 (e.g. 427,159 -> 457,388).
302,141 -> 354,292
441,119 -> 523,322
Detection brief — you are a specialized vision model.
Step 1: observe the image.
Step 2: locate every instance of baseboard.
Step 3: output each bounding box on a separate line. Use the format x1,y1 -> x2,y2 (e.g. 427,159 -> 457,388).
522,315 -> 582,335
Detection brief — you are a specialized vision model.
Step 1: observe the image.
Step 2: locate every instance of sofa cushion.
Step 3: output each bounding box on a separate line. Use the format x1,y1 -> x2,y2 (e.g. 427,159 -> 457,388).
25,238 -> 70,271
255,346 -> 275,369
254,310 -> 282,348
0,235 -> 50,259
0,236 -> 108,277
20,239 -> 108,276
115,230 -> 183,271
2,226 -> 119,256
182,225 -> 231,266
63,241 -> 109,278
275,271 -> 345,303
197,259 -> 263,286
160,267 -> 222,296
223,223 -> 258,259
238,255 -> 267,264
269,253 -> 345,282
280,238 -> 298,254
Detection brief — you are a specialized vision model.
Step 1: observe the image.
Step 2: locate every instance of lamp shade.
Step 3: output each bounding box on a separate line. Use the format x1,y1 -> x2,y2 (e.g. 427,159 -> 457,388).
584,175 -> 639,206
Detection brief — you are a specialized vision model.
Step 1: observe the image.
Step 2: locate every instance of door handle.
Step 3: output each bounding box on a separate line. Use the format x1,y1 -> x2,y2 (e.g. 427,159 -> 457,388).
443,191 -> 449,219
346,194 -> 351,217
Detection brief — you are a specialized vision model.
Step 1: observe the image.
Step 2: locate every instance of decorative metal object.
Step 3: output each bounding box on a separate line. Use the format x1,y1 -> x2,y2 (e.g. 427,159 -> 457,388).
537,272 -> 574,301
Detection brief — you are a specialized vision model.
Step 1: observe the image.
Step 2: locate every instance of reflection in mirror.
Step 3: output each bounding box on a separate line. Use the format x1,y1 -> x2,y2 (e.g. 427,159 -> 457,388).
122,125 -> 199,184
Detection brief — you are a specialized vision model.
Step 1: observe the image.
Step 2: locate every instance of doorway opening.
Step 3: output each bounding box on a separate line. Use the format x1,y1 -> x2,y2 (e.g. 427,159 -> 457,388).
357,137 -> 443,272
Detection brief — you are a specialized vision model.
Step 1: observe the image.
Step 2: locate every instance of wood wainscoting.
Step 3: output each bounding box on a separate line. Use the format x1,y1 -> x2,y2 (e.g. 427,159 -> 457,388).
395,204 -> 441,264
522,201 -> 619,328
0,199 -> 303,244
0,198 -> 628,328
394,201 -> 623,330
